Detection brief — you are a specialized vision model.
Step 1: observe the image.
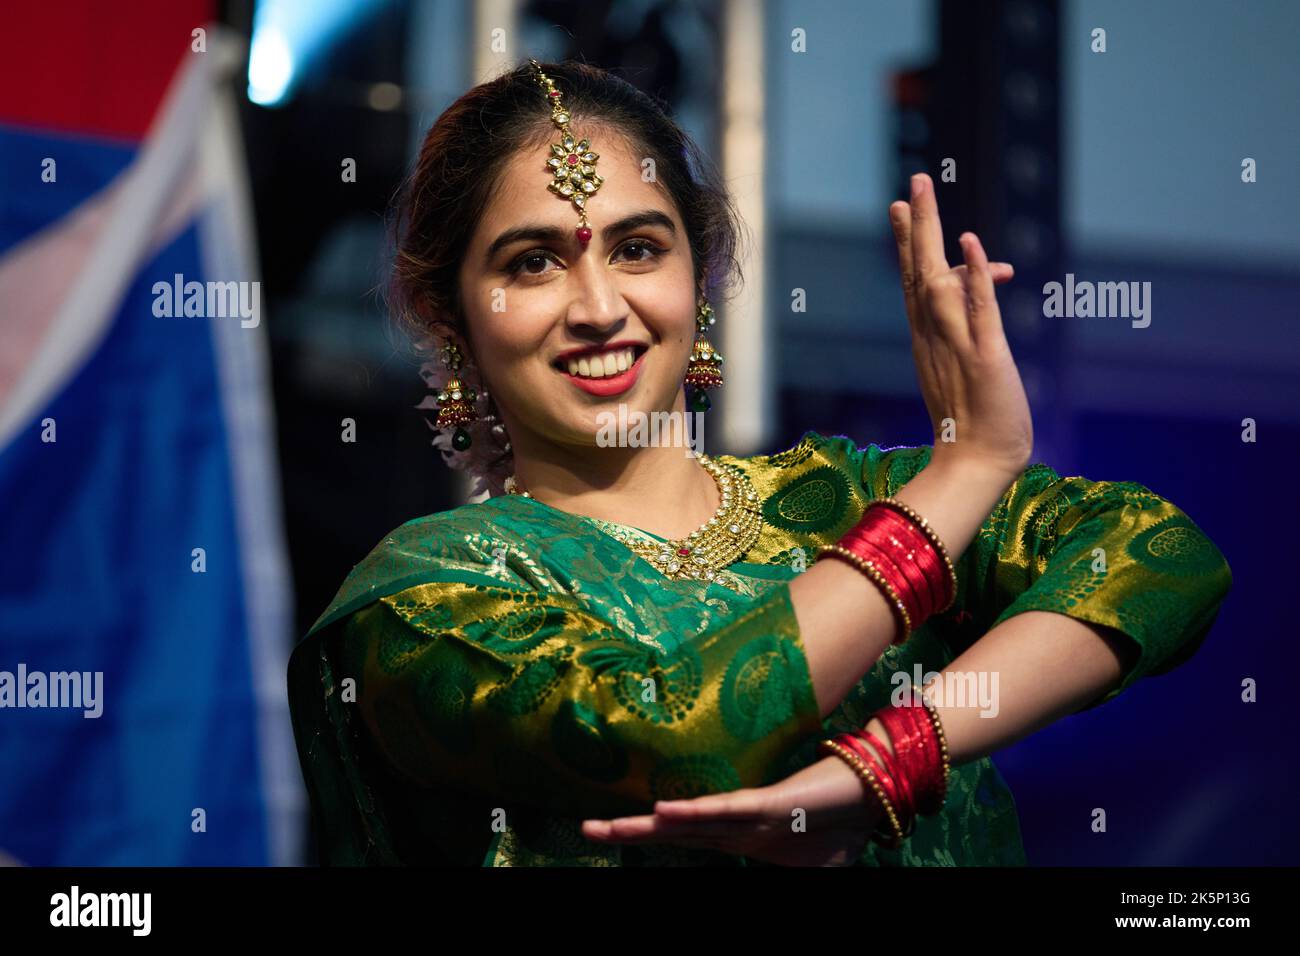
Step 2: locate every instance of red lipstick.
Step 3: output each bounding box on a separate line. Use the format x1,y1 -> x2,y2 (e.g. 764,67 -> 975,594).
557,348 -> 647,397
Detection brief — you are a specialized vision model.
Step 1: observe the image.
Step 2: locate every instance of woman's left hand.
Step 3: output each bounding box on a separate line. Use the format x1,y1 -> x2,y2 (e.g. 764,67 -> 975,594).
581,754 -> 883,866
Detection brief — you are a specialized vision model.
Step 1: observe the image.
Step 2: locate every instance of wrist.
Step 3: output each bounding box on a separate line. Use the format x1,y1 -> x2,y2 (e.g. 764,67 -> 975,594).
909,453 -> 1019,507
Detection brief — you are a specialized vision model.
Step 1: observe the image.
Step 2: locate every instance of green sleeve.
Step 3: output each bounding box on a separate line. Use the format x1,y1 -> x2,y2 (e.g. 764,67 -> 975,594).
850,439 -> 1233,710
333,575 -> 824,820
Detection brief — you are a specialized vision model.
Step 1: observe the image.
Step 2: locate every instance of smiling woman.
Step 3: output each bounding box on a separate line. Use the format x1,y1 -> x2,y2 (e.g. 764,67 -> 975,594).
463,167 -> 696,477
381,60 -> 740,506
285,59 -> 1231,867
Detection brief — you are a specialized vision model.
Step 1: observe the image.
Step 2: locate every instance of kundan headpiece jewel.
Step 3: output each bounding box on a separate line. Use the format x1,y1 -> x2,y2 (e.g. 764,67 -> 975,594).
528,59 -> 603,246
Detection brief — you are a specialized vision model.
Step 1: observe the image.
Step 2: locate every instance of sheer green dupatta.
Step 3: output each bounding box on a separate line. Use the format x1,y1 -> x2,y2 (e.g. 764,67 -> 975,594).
288,621 -> 401,865
286,515 -> 526,866
286,496 -> 825,867
286,430 -> 1231,868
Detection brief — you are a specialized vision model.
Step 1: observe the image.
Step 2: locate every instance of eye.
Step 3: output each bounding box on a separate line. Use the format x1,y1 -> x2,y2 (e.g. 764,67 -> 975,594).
615,239 -> 664,264
507,250 -> 560,277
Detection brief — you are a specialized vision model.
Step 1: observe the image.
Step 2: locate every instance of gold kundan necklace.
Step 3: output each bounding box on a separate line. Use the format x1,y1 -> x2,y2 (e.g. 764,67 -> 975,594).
504,454 -> 763,582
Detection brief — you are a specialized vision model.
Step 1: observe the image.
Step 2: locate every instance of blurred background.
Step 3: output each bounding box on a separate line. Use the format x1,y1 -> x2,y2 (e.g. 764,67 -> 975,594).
1,0 -> 1295,866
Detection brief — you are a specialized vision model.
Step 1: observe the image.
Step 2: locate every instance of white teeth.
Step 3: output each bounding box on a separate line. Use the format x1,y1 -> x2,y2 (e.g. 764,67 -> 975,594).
563,347 -> 637,379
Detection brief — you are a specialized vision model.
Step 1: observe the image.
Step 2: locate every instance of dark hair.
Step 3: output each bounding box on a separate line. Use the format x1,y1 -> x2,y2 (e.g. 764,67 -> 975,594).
387,58 -> 744,347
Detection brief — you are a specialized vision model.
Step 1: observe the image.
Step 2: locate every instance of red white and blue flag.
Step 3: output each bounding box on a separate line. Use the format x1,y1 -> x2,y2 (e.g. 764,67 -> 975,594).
0,3 -> 301,865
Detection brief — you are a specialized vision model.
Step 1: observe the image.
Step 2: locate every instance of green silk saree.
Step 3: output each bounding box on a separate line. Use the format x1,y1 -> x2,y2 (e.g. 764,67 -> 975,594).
287,431 -> 1232,866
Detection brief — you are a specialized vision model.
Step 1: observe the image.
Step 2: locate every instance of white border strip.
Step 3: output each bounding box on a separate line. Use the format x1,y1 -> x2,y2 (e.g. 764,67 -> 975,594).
200,27 -> 303,868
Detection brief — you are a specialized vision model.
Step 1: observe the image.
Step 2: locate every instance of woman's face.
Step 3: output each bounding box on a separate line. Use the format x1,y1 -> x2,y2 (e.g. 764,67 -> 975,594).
456,130 -> 698,456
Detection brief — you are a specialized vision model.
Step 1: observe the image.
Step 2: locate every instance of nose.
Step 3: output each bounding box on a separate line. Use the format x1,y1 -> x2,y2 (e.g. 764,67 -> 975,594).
564,255 -> 628,334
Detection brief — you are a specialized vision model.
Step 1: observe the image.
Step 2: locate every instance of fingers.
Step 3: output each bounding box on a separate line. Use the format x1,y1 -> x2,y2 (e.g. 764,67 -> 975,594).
653,793 -> 765,820
958,231 -> 1002,347
582,789 -> 769,845
889,200 -> 924,333
947,262 -> 1014,285
908,173 -> 949,282
893,175 -> 1011,348
988,262 -> 1014,284
582,813 -> 751,845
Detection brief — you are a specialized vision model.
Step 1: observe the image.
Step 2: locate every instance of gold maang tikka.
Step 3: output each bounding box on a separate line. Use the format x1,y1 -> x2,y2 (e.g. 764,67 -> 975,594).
528,59 -> 603,246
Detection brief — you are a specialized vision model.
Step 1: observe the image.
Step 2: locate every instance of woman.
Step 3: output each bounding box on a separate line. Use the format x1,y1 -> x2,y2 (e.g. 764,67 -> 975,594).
286,59 -> 1232,866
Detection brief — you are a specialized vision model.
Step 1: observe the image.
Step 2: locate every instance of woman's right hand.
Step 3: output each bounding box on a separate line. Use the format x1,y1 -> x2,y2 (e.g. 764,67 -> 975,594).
890,173 -> 1034,489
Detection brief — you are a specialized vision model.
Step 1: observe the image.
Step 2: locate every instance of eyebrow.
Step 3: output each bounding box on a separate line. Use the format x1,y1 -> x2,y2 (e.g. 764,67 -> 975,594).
484,209 -> 677,263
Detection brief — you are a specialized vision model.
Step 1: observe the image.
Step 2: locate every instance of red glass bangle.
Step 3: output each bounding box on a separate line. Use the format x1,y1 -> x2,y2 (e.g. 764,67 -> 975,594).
876,706 -> 935,812
911,691 -> 952,810
821,735 -> 906,847
878,530 -> 935,621
840,529 -> 924,626
836,501 -> 956,630
892,707 -> 940,814
836,733 -> 912,841
846,534 -> 926,626
875,701 -> 946,816
855,728 -> 916,826
874,498 -> 957,613
847,522 -> 927,617
868,508 -> 948,616
870,508 -> 945,616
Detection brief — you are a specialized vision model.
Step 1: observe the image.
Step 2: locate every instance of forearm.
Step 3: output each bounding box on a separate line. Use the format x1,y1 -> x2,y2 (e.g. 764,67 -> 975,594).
792,458 -> 1016,719
869,610 -> 1139,766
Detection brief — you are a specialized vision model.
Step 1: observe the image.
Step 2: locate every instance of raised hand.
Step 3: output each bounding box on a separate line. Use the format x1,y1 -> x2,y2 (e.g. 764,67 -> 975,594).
890,173 -> 1034,485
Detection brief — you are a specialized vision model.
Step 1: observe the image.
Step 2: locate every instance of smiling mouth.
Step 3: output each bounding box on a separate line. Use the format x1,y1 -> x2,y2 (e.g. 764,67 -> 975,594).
553,344 -> 649,379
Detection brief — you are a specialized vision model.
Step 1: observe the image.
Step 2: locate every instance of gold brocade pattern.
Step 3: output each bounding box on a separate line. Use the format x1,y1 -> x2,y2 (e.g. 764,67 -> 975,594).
286,431 -> 1232,867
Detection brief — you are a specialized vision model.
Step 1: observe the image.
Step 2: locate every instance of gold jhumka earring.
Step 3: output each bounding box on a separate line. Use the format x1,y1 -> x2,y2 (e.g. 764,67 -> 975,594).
684,298 -> 724,412
433,340 -> 478,450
